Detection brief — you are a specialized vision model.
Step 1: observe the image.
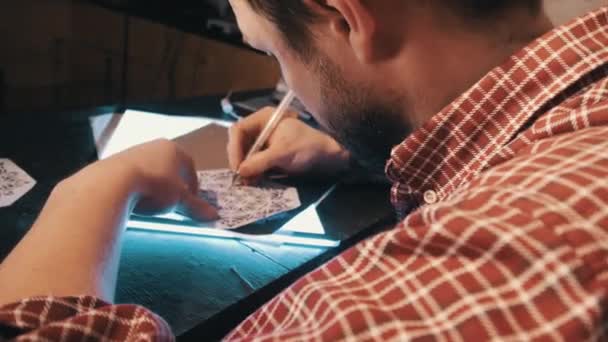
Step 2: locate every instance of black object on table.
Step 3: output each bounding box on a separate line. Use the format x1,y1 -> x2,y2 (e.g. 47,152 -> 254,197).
0,92 -> 396,340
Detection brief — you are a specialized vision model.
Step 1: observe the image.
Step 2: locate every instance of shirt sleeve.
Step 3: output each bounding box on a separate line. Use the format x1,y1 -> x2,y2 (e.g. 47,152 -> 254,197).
0,296 -> 173,341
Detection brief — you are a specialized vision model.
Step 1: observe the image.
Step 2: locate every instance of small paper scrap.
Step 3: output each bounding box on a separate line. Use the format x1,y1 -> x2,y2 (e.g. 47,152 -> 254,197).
0,159 -> 36,208
198,169 -> 301,229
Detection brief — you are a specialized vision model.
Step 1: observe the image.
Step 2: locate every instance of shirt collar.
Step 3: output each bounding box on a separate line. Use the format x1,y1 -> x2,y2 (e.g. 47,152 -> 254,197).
386,7 -> 608,214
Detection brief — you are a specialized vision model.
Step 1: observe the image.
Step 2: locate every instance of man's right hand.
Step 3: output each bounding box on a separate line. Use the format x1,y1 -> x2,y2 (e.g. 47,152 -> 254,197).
227,107 -> 351,179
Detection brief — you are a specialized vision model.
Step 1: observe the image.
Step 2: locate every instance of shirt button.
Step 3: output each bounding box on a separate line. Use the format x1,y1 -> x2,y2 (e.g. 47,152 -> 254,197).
423,190 -> 438,204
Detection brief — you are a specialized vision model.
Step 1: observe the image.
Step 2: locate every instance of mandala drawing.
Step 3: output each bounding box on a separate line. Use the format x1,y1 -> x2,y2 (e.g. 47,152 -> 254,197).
0,159 -> 36,207
197,169 -> 301,229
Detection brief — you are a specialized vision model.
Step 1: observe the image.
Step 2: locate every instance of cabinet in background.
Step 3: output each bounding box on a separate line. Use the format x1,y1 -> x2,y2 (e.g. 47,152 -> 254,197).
0,0 -> 279,114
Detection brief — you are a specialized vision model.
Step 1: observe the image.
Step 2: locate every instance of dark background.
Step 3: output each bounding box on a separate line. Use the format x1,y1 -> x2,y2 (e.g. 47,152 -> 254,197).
0,0 -> 279,115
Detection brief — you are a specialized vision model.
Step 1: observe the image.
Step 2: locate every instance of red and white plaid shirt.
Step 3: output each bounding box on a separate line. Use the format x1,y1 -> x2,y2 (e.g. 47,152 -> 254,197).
2,7 -> 608,341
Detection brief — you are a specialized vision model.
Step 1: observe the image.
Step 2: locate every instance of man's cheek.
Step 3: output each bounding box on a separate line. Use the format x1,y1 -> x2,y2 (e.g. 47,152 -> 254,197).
283,76 -> 321,117
276,59 -> 323,118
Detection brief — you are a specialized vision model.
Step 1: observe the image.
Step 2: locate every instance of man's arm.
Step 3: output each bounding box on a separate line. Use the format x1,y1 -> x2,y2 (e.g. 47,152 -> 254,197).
0,139 -> 217,306
0,161 -> 136,305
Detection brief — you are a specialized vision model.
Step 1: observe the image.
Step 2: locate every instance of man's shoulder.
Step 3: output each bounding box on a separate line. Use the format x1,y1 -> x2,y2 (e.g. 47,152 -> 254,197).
419,88 -> 608,221
530,77 -> 608,141
479,121 -> 607,193
487,75 -> 608,171
446,121 -> 608,224
398,121 -> 607,265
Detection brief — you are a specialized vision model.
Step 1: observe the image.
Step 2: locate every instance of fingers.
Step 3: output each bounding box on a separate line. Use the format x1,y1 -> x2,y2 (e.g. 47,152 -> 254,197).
179,191 -> 220,222
227,107 -> 296,172
175,147 -> 199,193
238,147 -> 288,178
227,108 -> 272,171
227,124 -> 246,171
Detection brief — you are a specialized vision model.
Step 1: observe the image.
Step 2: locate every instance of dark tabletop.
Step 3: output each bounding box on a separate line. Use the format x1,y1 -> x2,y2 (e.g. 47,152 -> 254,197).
0,93 -> 395,340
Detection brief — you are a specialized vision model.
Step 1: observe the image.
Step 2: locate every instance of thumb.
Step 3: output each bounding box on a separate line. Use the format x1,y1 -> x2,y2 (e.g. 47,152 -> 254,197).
238,147 -> 287,178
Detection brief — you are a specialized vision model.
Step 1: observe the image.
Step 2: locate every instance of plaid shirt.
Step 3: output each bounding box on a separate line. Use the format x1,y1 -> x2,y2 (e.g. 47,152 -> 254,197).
2,7 -> 608,341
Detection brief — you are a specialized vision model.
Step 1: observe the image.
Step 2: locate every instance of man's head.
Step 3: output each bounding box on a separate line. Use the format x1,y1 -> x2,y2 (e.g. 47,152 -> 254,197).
229,0 -> 552,175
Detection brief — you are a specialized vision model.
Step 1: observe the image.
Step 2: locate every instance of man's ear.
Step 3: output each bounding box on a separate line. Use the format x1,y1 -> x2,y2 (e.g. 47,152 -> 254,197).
304,0 -> 395,64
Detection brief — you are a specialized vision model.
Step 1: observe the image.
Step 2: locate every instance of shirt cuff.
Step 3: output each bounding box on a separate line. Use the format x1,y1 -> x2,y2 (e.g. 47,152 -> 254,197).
0,296 -> 173,341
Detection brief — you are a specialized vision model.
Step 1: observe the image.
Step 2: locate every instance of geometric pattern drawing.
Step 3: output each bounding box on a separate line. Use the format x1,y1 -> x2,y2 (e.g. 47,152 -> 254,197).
197,169 -> 301,229
0,159 -> 36,208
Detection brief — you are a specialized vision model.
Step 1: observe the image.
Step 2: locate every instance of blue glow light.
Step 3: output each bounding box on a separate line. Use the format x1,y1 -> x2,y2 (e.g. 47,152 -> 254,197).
125,184 -> 339,248
127,218 -> 340,248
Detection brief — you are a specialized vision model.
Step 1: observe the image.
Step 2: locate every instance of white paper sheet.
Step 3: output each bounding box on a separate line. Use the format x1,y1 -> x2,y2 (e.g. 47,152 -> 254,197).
0,159 -> 36,208
90,110 -> 230,159
198,169 -> 301,229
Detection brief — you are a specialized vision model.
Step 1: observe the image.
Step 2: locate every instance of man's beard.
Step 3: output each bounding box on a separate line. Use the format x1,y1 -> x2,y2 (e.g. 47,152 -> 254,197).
315,58 -> 412,178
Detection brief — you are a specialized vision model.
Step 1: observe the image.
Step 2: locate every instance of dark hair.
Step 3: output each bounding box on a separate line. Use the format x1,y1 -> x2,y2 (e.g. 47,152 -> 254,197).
449,0 -> 542,20
246,0 -> 319,60
246,0 -> 542,58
